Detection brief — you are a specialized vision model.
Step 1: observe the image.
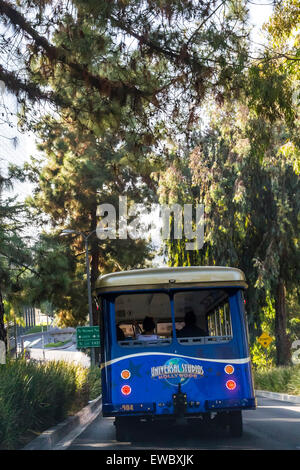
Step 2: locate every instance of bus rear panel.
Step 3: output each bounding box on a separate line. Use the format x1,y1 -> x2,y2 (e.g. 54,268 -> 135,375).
100,286 -> 255,420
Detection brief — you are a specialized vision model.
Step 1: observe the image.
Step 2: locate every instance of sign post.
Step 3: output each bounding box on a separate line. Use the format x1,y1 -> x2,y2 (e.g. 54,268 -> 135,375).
257,332 -> 273,367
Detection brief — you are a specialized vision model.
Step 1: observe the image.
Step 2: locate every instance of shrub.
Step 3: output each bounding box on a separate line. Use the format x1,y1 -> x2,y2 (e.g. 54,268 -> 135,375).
254,365 -> 300,395
287,367 -> 300,395
0,358 -> 89,449
87,366 -> 101,400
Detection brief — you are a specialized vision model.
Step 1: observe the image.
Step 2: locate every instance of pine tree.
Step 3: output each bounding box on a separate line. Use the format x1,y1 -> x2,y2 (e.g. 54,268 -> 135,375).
0,176 -> 34,350
21,114 -> 155,326
0,0 -> 251,136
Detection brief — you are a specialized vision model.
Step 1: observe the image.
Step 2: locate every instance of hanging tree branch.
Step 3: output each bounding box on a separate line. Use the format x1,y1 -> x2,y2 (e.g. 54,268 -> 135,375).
0,0 -> 157,106
0,64 -> 58,105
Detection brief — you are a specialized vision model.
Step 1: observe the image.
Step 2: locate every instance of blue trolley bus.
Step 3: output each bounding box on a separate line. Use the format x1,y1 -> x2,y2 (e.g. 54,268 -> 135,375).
95,266 -> 256,440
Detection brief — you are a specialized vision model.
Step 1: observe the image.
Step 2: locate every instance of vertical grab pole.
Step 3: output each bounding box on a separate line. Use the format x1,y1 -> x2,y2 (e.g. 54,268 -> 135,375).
169,288 -> 177,346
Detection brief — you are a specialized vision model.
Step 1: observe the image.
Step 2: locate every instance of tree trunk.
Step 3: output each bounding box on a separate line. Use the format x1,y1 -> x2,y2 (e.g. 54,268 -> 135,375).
274,279 -> 291,366
0,288 -> 7,352
90,208 -> 100,327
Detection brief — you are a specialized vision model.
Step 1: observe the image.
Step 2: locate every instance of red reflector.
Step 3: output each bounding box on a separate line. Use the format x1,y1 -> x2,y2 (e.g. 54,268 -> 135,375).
121,385 -> 132,396
226,380 -> 236,390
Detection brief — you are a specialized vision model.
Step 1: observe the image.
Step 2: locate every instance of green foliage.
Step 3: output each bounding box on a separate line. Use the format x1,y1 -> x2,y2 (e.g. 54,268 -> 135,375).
250,342 -> 276,370
0,0 -> 251,136
0,179 -> 37,346
254,365 -> 300,395
160,91 -> 300,365
21,112 -> 156,325
278,141 -> 300,175
87,365 -> 102,401
250,294 -> 276,369
246,62 -> 295,126
266,0 -> 300,48
0,358 -> 89,449
44,340 -> 71,348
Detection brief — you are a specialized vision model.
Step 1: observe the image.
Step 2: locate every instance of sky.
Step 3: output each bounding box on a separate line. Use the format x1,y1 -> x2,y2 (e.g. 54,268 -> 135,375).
248,1 -> 274,47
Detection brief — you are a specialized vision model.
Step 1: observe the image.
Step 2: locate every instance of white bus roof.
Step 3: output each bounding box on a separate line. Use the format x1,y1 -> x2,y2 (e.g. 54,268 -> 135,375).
95,266 -> 247,292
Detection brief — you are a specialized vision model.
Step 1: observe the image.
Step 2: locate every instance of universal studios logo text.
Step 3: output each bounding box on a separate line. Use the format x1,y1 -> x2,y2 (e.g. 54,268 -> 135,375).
96,196 -> 204,251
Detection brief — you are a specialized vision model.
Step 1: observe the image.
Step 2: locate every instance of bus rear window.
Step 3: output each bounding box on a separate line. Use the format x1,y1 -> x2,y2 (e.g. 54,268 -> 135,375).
115,292 -> 172,347
174,289 -> 233,345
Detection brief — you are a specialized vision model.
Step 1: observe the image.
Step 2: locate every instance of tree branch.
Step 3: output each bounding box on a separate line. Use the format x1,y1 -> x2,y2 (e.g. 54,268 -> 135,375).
0,249 -> 39,276
0,64 -> 56,104
0,0 -> 155,105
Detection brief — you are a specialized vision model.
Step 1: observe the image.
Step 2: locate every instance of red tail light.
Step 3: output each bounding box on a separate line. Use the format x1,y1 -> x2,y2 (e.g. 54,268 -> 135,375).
121,385 -> 132,396
226,380 -> 236,390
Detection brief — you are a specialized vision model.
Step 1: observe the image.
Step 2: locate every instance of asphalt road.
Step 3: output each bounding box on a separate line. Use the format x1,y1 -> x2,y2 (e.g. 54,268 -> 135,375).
66,396 -> 300,450
22,332 -> 51,349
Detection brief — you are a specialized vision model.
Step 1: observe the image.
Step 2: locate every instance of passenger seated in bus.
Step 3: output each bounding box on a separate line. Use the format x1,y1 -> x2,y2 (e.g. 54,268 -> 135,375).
136,316 -> 159,341
116,325 -> 125,341
177,310 -> 207,338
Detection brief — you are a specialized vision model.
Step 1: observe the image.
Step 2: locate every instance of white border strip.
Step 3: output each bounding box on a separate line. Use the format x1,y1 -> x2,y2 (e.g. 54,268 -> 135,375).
101,352 -> 250,369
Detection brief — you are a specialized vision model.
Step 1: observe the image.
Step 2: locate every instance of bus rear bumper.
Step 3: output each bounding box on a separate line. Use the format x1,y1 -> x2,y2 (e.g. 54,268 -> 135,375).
205,397 -> 256,411
103,397 -> 256,417
103,402 -> 155,417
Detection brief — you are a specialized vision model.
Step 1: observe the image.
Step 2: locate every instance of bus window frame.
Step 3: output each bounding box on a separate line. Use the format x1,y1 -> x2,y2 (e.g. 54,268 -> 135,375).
102,286 -> 243,349
113,290 -> 174,348
172,288 -> 235,346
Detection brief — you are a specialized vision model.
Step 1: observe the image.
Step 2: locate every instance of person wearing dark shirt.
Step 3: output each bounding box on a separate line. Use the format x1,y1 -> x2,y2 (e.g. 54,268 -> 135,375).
177,310 -> 207,338
136,316 -> 158,341
117,325 -> 125,340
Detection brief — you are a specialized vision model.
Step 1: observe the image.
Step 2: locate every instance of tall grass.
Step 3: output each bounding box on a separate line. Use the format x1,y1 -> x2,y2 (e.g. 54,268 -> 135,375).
87,366 -> 101,400
254,365 -> 300,395
0,358 -> 90,449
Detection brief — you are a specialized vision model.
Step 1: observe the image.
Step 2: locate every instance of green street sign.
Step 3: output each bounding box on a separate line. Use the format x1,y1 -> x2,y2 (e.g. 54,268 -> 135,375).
76,326 -> 100,349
